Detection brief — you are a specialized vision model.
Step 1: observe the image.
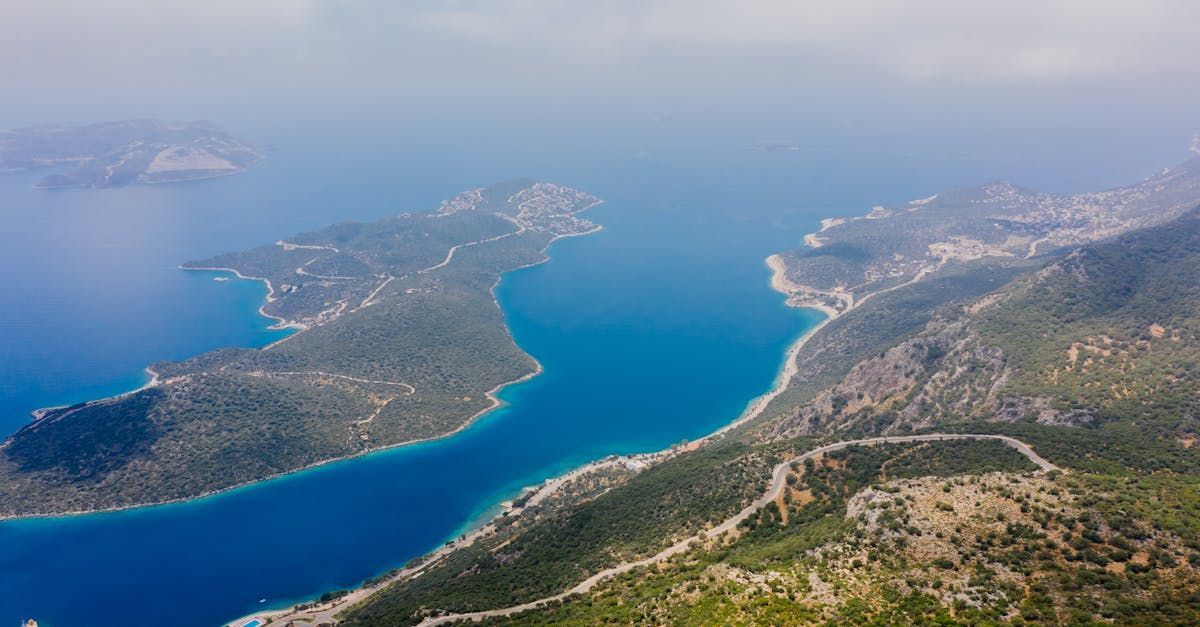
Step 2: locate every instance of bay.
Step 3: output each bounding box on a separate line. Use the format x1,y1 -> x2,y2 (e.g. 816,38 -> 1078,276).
0,117 -> 1180,625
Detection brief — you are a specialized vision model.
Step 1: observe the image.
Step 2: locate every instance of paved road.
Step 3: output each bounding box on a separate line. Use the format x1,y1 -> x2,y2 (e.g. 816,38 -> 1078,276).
418,433 -> 1058,625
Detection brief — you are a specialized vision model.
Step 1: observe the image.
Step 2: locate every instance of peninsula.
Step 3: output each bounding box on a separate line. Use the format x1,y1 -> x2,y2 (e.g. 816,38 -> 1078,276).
0,119 -> 261,188
0,180 -> 601,517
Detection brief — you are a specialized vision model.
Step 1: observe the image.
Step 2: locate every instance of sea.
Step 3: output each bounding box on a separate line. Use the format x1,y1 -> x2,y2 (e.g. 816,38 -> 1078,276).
0,113 -> 1189,625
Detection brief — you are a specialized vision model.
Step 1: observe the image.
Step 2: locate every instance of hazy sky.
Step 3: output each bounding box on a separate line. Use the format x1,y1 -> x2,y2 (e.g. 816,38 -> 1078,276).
3,1 -> 1198,152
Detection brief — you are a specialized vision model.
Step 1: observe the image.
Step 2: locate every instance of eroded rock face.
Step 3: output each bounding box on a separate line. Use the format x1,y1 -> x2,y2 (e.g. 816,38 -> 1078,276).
991,396 -> 1096,427
767,316 -> 989,438
767,303 -> 1098,440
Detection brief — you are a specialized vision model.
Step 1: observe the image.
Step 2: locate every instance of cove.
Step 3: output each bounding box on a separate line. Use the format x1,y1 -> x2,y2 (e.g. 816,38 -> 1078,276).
0,179 -> 823,626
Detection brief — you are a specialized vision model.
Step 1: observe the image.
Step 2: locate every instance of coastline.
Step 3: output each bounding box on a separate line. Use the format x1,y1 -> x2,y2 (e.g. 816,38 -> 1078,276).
0,357 -> 547,524
177,265 -> 306,332
243,246 -> 837,627
4,200 -> 606,523
654,253 -> 837,444
414,433 -> 1058,626
21,264 -> 297,432
799,217 -> 843,249
24,366 -> 161,423
765,254 -> 839,318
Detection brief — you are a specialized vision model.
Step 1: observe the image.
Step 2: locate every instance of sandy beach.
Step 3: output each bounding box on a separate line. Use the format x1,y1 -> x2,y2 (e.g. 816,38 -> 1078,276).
703,256 -> 839,437
765,253 -> 798,293
765,254 -> 841,317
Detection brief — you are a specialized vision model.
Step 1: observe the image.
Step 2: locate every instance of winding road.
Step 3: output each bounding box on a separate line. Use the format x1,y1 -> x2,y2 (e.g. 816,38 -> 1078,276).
248,434 -> 1055,627
416,434 -> 1057,626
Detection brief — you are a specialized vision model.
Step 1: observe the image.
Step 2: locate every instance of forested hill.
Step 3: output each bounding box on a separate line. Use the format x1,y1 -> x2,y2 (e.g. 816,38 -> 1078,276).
0,181 -> 600,517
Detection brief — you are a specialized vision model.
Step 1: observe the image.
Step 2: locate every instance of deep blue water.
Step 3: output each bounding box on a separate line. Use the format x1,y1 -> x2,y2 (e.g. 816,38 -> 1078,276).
0,118 -> 1191,626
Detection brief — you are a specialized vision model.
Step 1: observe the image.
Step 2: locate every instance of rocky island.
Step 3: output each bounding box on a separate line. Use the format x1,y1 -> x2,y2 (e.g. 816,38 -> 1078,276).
0,180 -> 601,517
0,119 -> 262,188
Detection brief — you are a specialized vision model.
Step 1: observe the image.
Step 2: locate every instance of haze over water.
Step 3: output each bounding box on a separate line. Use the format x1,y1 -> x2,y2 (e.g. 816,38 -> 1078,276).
2,2 -> 1200,626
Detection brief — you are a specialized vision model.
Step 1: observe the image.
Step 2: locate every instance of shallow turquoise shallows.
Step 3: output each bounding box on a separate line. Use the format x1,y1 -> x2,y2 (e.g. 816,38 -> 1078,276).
0,117 -> 1161,626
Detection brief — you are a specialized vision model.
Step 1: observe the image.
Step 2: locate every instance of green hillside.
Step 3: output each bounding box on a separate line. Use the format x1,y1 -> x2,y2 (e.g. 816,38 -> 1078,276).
0,181 -> 600,516
331,193 -> 1200,626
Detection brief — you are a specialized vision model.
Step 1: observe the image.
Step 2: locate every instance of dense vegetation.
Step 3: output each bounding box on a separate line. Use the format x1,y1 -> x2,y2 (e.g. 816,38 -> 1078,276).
336,178 -> 1200,626
467,440 -> 1085,625
343,442 -> 786,625
462,440 -> 1200,625
338,439 -> 1037,625
0,181 -> 600,516
458,436 -> 1200,626
944,421 -> 1200,476
977,208 -> 1200,431
762,155 -> 1200,439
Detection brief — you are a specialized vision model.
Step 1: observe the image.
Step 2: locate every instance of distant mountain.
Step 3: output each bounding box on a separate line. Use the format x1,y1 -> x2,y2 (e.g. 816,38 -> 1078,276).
0,119 -> 261,188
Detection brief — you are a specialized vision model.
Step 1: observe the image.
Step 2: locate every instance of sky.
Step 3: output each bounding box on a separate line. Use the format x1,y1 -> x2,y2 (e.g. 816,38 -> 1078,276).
5,2 -> 1199,101
1,1 -> 1198,174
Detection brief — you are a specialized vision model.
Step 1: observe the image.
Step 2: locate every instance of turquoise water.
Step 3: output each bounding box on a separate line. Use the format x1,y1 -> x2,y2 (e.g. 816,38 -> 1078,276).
0,118 -> 1184,626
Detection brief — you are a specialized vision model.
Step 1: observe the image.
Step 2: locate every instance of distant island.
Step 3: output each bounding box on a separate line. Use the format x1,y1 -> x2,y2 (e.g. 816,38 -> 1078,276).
0,180 -> 600,517
0,119 -> 261,188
